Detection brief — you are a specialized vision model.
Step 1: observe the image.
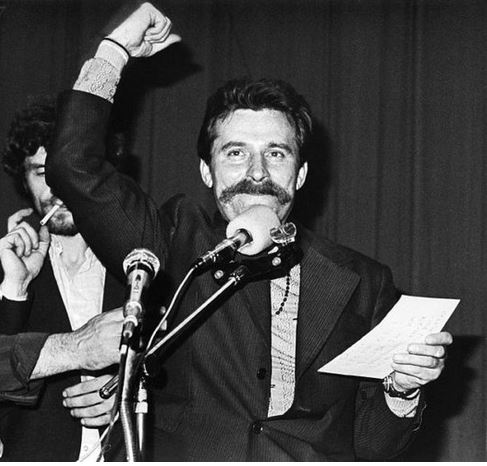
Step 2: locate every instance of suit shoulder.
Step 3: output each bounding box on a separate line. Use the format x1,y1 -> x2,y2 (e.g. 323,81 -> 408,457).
304,228 -> 391,277
159,193 -> 213,227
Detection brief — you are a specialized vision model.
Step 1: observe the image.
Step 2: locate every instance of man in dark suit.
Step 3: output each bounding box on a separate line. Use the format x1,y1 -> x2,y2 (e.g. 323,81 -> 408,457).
46,2 -> 453,461
0,100 -> 126,461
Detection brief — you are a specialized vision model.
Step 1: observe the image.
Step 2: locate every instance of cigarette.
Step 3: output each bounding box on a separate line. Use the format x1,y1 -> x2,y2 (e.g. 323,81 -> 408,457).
40,204 -> 61,226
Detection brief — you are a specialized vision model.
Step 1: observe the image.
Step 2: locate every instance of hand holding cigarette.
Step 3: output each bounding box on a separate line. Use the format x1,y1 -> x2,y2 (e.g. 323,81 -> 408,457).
0,208 -> 51,298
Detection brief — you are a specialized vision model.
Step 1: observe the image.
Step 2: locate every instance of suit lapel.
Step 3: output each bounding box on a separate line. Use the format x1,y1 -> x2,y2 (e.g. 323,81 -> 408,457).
43,258 -> 73,332
102,269 -> 124,312
295,241 -> 360,380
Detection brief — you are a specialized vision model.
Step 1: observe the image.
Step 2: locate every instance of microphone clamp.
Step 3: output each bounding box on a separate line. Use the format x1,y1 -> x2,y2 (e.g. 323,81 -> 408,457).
193,229 -> 251,270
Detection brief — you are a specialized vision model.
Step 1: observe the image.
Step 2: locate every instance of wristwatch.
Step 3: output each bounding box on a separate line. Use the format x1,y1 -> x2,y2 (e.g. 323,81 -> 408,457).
382,374 -> 420,399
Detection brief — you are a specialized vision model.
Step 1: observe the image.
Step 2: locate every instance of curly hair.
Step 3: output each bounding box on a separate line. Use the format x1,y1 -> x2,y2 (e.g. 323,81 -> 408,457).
197,78 -> 313,166
3,98 -> 135,198
2,98 -> 57,198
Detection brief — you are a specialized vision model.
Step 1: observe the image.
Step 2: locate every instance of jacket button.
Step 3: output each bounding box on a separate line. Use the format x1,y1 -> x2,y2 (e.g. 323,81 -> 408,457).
251,421 -> 263,434
256,368 -> 267,379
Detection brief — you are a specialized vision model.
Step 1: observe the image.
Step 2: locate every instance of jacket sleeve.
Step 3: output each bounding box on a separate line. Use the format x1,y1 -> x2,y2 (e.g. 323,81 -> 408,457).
46,90 -> 170,282
0,295 -> 32,335
0,288 -> 44,404
0,333 -> 48,404
353,265 -> 425,460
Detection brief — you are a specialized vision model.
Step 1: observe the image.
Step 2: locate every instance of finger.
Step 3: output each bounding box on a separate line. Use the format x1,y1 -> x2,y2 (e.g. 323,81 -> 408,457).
144,16 -> 170,36
69,400 -> 113,419
64,392 -> 101,409
406,344 -> 447,359
145,17 -> 172,41
37,225 -> 51,255
63,374 -> 112,398
80,413 -> 111,427
7,208 -> 34,231
393,352 -> 444,369
425,331 -> 453,346
16,222 -> 39,250
150,33 -> 182,54
16,228 -> 33,256
5,231 -> 26,257
392,362 -> 443,382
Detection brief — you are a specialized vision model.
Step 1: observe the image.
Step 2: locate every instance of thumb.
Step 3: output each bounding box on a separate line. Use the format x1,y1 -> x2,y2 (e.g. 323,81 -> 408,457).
150,33 -> 182,54
38,226 -> 51,255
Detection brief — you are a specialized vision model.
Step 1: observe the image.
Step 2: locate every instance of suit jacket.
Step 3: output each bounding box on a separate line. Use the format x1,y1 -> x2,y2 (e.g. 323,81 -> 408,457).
46,90 -> 425,461
0,332 -> 48,401
0,256 -> 124,461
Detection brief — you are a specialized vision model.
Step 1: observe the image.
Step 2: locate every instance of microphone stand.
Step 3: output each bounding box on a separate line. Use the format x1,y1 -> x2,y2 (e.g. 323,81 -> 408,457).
119,343 -> 139,462
144,264 -> 249,361
135,375 -> 148,460
118,325 -> 147,461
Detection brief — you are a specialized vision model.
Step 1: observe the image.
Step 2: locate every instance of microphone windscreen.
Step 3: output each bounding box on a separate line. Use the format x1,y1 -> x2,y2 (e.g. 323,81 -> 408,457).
123,248 -> 161,277
226,205 -> 280,256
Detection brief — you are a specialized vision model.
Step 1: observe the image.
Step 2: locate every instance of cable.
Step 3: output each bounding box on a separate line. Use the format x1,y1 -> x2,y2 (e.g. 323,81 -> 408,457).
97,343 -> 129,461
76,412 -> 120,462
145,266 -> 247,359
145,265 -> 198,353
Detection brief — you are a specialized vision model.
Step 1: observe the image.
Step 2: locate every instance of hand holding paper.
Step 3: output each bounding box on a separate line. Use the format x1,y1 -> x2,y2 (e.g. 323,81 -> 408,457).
319,295 -> 458,391
391,330 -> 453,392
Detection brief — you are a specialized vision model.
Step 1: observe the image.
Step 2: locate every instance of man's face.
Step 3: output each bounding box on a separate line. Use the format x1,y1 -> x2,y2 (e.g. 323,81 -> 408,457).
23,146 -> 78,236
199,109 -> 308,222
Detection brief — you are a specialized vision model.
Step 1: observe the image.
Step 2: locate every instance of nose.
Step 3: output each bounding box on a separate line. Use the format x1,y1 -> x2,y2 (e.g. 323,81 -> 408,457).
247,154 -> 269,183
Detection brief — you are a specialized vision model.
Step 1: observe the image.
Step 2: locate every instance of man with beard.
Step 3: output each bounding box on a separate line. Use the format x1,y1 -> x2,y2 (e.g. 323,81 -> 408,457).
0,100 -> 126,461
46,3 -> 452,461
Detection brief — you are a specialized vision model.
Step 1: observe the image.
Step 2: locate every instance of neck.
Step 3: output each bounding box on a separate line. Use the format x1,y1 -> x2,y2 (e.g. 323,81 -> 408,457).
52,233 -> 89,274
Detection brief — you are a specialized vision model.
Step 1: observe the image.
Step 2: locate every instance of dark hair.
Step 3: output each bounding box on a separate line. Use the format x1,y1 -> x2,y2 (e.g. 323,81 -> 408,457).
3,98 -> 135,198
2,98 -> 57,197
197,78 -> 313,165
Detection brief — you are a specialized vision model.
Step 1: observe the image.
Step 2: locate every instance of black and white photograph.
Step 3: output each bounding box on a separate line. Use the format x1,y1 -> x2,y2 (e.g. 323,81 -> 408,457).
0,0 -> 484,461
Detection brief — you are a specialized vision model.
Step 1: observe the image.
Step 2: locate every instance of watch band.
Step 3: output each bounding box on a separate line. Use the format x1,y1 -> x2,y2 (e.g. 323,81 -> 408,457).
382,374 -> 420,399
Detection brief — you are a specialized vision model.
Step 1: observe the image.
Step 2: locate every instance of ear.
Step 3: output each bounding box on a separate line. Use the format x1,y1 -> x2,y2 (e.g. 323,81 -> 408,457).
199,159 -> 213,188
22,177 -> 29,193
295,161 -> 308,190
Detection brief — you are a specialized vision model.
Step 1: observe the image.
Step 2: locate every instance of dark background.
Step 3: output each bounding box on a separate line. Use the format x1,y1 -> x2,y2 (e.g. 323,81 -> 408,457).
0,0 -> 485,460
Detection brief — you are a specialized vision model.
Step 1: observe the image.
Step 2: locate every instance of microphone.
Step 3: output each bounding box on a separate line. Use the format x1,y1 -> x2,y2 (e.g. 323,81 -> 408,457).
193,205 -> 280,270
122,248 -> 161,341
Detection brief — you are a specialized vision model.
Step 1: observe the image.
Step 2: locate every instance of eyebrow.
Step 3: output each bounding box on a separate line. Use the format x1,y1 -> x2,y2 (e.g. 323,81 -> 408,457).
219,141 -> 294,153
266,142 -> 294,153
220,141 -> 246,152
24,163 -> 45,170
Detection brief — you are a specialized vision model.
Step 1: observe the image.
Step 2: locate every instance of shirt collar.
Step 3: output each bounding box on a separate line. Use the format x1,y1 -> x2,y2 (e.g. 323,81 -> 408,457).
49,234 -> 99,270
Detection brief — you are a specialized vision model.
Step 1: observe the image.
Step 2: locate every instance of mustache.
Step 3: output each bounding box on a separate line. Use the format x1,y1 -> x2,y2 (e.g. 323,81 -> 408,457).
219,179 -> 292,205
40,197 -> 63,209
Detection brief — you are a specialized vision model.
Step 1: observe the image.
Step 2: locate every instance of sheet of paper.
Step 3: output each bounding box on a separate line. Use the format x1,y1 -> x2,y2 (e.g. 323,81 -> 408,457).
318,295 -> 459,379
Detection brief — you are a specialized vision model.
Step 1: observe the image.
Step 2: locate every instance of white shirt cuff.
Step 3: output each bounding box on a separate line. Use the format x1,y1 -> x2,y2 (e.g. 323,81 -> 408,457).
0,283 -> 29,301
384,391 -> 420,418
95,40 -> 129,72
